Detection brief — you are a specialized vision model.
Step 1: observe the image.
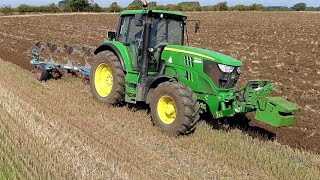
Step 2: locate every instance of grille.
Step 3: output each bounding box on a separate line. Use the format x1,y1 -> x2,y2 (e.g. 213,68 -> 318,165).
204,61 -> 240,89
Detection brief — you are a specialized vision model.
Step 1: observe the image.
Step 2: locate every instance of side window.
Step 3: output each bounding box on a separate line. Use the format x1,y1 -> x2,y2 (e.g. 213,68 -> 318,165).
117,15 -> 144,44
167,20 -> 183,45
118,16 -> 130,43
127,18 -> 144,43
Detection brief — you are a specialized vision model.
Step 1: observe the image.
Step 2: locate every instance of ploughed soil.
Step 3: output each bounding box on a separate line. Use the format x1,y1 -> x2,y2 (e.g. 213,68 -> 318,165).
0,12 -> 319,153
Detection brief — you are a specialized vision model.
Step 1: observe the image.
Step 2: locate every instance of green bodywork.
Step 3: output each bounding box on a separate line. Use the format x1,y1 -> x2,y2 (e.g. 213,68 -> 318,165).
96,10 -> 300,127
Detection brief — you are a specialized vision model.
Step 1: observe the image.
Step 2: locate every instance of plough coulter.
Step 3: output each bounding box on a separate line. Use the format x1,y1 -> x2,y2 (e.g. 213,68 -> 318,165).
30,1 -> 300,136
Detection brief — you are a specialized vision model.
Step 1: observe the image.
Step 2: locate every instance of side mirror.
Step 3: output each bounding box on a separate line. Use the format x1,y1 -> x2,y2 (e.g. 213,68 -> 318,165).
107,31 -> 116,40
195,22 -> 200,33
135,14 -> 143,26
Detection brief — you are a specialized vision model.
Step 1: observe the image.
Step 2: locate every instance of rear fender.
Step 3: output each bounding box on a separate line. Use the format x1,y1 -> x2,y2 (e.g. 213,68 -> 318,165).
94,41 -> 132,72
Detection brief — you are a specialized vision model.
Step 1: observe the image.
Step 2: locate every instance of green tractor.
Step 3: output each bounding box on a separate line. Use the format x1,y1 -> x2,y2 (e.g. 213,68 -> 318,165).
90,2 -> 300,135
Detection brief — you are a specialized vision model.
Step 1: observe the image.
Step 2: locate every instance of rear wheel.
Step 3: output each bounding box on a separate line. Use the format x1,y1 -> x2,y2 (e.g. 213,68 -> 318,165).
150,82 -> 200,135
89,51 -> 125,105
36,63 -> 50,81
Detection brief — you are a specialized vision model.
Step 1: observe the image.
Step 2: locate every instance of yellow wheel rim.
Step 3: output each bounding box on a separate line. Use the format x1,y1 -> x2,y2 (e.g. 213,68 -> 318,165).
94,63 -> 113,97
157,96 -> 177,125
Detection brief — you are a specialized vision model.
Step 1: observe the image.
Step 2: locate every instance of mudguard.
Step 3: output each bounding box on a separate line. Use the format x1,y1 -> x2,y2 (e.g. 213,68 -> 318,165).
145,75 -> 180,104
94,41 -> 133,72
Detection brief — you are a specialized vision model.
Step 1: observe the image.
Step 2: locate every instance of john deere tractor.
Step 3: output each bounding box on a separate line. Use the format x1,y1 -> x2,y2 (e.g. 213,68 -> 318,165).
90,2 -> 299,135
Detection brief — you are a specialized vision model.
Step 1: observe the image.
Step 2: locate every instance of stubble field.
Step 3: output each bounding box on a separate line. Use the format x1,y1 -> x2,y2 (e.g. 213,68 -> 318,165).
0,12 -> 319,179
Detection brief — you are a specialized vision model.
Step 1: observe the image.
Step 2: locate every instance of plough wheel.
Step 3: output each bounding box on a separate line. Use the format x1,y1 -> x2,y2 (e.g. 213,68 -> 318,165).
36,63 -> 50,81
90,51 -> 125,105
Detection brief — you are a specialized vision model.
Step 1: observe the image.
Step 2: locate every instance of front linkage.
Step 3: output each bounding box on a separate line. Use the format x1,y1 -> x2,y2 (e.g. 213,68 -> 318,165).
220,80 -> 300,127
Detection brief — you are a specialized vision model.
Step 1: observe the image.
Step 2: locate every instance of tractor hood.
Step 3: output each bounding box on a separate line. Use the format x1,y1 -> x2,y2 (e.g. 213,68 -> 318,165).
164,45 -> 243,67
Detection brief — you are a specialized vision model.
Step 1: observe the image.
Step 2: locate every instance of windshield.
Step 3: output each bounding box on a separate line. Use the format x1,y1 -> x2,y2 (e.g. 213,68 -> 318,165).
117,14 -> 185,48
150,15 -> 184,47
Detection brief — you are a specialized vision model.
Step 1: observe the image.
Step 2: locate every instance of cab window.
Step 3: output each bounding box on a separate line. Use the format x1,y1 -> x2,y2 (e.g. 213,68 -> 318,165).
118,16 -> 144,45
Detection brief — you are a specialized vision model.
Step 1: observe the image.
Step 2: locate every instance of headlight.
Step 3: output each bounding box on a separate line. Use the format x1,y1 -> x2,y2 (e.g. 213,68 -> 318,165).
204,60 -> 240,89
218,64 -> 235,73
237,67 -> 241,74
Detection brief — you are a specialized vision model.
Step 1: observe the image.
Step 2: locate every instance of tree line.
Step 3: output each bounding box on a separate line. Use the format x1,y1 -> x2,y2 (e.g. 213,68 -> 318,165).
1,1 -> 319,15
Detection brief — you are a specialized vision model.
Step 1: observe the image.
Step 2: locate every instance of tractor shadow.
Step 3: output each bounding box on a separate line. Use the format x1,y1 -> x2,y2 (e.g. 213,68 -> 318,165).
123,102 -> 151,113
202,112 -> 276,141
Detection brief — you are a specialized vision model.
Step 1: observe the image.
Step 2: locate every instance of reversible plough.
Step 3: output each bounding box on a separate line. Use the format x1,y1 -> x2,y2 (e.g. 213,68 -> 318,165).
30,42 -> 94,81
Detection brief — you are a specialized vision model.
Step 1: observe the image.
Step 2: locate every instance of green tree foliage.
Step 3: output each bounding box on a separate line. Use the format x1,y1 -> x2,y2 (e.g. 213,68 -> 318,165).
17,4 -> 34,14
58,0 -> 70,6
107,2 -> 122,12
127,0 -> 142,10
249,3 -> 264,11
16,4 -> 60,14
230,4 -> 248,11
0,6 -> 15,15
68,0 -> 92,12
166,4 -> 180,11
41,4 -> 60,13
58,0 -> 72,12
149,1 -> 157,7
215,2 -> 228,11
87,3 -> 102,12
292,3 -> 307,11
178,2 -> 201,11
150,5 -> 167,10
148,1 -> 159,9
59,3 -> 73,12
264,6 -> 290,11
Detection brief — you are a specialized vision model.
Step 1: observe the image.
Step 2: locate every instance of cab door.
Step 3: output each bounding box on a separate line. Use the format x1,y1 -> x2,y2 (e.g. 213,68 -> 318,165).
117,15 -> 144,71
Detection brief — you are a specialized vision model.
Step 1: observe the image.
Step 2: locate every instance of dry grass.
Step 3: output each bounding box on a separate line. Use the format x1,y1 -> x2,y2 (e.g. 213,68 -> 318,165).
0,58 -> 319,179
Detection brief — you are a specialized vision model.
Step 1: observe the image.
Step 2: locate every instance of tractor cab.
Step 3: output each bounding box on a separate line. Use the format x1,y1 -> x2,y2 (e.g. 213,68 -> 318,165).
110,10 -> 187,72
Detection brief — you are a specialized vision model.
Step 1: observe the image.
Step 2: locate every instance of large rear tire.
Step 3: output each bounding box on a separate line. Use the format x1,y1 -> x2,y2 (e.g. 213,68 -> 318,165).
150,82 -> 200,135
89,51 -> 125,105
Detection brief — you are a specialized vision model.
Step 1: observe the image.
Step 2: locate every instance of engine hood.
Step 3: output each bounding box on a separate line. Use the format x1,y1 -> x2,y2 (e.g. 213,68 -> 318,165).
164,45 -> 243,67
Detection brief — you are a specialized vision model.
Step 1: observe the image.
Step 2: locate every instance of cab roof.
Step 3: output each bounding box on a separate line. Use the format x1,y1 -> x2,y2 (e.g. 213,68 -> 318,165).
120,10 -> 187,17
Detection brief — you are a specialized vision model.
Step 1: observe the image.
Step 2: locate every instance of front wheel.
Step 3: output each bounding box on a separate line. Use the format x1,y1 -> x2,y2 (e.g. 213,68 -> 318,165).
150,82 -> 200,135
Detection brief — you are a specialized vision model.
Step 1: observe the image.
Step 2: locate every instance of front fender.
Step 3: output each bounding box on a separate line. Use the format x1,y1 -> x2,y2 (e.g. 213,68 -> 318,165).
145,75 -> 180,104
94,41 -> 133,72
